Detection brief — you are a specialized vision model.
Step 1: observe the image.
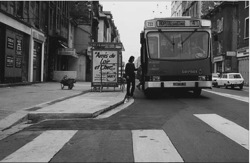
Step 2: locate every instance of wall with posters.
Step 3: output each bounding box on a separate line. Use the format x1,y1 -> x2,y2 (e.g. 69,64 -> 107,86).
92,50 -> 118,87
4,28 -> 28,83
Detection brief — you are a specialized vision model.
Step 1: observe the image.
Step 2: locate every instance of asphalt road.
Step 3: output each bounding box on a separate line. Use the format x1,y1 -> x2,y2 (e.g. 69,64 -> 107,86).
0,87 -> 248,162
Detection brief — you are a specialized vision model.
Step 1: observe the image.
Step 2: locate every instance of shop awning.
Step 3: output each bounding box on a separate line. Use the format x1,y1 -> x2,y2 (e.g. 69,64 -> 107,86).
58,40 -> 68,48
58,48 -> 79,58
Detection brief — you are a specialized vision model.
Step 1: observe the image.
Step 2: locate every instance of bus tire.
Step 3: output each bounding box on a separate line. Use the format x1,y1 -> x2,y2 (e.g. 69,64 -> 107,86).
193,89 -> 201,97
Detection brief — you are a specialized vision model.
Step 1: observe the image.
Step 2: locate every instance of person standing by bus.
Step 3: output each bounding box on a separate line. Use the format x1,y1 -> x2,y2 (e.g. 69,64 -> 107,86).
125,56 -> 137,98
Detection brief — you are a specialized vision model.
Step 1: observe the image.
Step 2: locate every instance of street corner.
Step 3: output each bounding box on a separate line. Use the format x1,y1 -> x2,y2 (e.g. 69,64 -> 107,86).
25,90 -> 127,123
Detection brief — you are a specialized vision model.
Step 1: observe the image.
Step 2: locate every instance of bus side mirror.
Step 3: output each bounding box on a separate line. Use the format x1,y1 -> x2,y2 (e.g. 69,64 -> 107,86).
140,32 -> 145,44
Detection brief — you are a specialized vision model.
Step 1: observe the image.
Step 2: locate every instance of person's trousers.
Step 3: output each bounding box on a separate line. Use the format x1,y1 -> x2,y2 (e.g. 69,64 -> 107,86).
126,77 -> 135,96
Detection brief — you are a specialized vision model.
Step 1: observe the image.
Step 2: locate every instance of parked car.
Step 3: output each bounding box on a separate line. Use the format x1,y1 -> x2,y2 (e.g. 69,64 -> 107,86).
212,73 -> 220,87
216,73 -> 244,89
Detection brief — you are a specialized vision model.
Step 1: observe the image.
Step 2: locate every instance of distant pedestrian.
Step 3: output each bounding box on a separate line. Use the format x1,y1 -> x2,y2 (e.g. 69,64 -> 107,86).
125,56 -> 137,98
136,65 -> 142,90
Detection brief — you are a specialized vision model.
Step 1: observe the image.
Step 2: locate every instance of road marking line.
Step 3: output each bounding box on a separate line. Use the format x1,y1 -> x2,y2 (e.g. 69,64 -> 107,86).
132,130 -> 184,162
0,130 -> 77,162
194,114 -> 249,150
203,90 -> 249,103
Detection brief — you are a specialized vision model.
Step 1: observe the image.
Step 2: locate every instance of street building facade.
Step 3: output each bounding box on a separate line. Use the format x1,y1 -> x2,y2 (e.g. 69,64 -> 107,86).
0,1 -> 123,84
203,2 -> 239,74
236,1 -> 249,85
0,1 -> 46,83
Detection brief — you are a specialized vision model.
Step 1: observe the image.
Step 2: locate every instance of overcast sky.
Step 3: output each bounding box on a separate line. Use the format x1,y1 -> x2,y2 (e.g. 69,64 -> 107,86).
100,1 -> 171,64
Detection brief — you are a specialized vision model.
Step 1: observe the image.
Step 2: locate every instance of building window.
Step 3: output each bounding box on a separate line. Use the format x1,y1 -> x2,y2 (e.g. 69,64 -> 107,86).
16,1 -> 23,18
57,13 -> 60,30
1,1 -> 8,11
34,2 -> 39,27
245,17 -> 249,39
9,1 -> 15,15
104,24 -> 107,41
49,9 -> 53,30
24,1 -> 29,15
245,1 -> 249,8
217,17 -> 224,33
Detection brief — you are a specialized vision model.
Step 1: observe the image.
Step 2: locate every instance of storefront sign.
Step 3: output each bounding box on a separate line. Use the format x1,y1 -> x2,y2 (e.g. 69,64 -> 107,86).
213,56 -> 224,62
33,31 -> 45,42
6,56 -> 14,67
58,48 -> 78,58
7,37 -> 14,49
237,48 -> 249,58
92,50 -> 118,87
16,38 -> 22,55
90,42 -> 123,50
226,51 -> 236,57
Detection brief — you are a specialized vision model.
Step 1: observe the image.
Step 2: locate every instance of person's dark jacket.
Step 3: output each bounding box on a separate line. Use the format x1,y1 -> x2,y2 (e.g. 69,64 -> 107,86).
125,63 -> 136,78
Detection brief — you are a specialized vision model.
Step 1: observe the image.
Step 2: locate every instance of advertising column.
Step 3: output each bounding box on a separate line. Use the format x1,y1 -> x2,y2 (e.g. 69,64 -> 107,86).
92,50 -> 118,88
91,42 -> 123,90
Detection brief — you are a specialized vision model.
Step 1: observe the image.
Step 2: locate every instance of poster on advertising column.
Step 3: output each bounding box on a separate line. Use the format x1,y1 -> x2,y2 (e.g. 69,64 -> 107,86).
92,50 -> 118,87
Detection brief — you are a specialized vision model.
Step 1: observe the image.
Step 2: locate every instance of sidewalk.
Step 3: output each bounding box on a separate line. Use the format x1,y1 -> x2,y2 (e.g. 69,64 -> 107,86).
0,82 -> 126,132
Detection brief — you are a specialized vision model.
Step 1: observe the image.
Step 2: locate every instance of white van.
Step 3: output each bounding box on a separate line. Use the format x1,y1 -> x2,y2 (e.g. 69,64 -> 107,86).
216,73 -> 244,89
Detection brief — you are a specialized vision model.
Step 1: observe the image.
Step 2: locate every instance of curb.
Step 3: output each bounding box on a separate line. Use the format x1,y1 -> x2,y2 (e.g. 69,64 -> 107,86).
27,97 -> 126,123
1,90 -> 91,131
0,82 -> 36,88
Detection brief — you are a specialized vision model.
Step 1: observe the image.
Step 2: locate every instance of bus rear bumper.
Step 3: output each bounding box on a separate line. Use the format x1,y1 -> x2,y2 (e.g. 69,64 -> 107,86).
145,81 -> 212,89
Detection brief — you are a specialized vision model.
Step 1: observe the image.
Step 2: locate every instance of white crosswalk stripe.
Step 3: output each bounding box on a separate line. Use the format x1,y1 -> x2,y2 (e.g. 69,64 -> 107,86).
194,114 -> 249,150
0,130 -> 77,162
132,130 -> 184,162
0,114 -> 248,162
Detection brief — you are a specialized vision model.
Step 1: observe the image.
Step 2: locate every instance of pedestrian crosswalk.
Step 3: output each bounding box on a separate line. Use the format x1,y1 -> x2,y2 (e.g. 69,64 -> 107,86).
194,114 -> 249,150
0,114 -> 248,162
0,130 -> 77,162
132,130 -> 183,162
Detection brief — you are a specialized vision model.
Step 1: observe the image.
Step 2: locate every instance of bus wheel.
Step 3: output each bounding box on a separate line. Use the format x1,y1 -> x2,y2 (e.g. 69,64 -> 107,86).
193,89 -> 201,97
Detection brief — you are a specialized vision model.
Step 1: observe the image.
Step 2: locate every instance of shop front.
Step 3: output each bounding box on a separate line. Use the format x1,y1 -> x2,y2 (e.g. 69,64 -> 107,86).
237,47 -> 249,85
0,12 -> 46,84
0,19 -> 30,83
213,55 -> 224,73
53,48 -> 78,81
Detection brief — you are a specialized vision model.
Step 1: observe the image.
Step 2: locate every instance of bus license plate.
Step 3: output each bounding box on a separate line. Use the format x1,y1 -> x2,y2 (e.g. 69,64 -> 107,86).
173,82 -> 186,86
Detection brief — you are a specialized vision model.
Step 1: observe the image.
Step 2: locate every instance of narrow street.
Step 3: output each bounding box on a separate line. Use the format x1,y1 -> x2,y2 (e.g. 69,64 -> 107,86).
0,87 -> 248,162
0,1 -> 248,162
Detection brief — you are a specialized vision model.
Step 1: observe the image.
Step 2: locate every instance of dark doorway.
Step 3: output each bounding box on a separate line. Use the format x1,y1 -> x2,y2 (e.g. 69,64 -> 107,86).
33,41 -> 41,82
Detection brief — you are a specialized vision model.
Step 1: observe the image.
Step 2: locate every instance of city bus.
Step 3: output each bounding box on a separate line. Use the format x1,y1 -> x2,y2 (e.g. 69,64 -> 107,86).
140,17 -> 212,98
